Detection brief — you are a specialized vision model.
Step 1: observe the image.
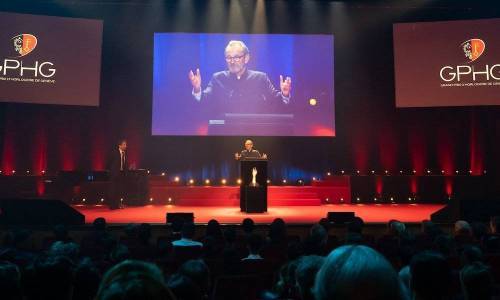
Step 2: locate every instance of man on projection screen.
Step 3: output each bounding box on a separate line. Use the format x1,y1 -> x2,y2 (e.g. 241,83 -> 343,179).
188,40 -> 292,115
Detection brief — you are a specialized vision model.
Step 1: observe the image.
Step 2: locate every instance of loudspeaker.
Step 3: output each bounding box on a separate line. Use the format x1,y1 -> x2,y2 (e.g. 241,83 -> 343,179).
166,212 -> 194,224
0,198 -> 85,225
327,212 -> 355,224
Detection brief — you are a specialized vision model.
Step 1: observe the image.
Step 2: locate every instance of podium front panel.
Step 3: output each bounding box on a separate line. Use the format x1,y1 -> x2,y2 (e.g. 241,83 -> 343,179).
239,159 -> 267,213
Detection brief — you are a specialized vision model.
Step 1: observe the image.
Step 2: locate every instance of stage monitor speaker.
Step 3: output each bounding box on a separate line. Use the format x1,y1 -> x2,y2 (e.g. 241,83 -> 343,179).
327,212 -> 355,224
166,212 -> 194,224
0,198 -> 85,226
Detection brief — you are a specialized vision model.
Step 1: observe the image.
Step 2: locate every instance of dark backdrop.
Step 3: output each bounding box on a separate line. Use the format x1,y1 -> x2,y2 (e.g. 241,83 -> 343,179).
0,0 -> 499,182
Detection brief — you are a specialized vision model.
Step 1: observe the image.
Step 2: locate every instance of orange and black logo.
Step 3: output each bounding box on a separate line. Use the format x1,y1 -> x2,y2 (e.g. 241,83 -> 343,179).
461,38 -> 485,63
11,34 -> 37,57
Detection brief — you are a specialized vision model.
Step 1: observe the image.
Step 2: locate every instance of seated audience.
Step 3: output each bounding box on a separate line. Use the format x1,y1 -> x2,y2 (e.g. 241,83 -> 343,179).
410,251 -> 452,300
172,222 -> 203,247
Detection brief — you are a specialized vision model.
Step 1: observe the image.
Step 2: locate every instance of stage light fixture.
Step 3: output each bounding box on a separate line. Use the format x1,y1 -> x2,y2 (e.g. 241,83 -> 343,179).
41,170 -> 45,174
356,170 -> 360,174
340,198 -> 344,202
161,172 -> 166,176
484,170 -> 487,174
371,170 -> 375,174
390,197 -> 394,202
188,179 -> 194,185
120,198 -> 124,202
26,170 -> 30,174
341,170 -> 345,174
441,170 -> 445,174
326,172 -> 331,176
297,179 -> 304,186
427,170 -> 431,174
356,197 -> 360,202
82,198 -> 86,202
237,178 -> 242,184
309,98 -> 317,106
12,170 -> 16,174
204,179 -> 210,185
468,170 -> 472,174
408,197 -> 412,201
100,198 -> 104,202
221,179 -> 227,185
267,179 -> 271,184
282,179 -> 287,184
147,170 -> 150,174
412,170 -> 416,174
312,177 -> 317,181
325,198 -> 330,202
174,176 -> 180,182
455,170 -> 459,174
400,170 -> 403,174
149,198 -> 153,202
168,197 -> 172,203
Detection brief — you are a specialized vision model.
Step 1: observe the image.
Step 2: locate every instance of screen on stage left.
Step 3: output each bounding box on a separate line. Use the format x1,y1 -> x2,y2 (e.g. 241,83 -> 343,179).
152,33 -> 335,136
0,12 -> 103,106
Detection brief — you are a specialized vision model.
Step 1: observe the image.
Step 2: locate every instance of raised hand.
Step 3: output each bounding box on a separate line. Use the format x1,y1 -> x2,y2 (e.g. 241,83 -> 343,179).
280,75 -> 292,97
262,153 -> 268,159
188,68 -> 202,93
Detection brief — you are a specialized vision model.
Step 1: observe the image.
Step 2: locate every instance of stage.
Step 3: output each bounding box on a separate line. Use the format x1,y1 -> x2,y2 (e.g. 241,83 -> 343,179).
74,203 -> 445,225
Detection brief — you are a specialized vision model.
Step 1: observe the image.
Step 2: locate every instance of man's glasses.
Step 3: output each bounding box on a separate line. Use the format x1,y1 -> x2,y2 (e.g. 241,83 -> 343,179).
225,54 -> 246,62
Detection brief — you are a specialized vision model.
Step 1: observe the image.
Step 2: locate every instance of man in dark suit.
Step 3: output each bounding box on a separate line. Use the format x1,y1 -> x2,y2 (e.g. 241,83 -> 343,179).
188,40 -> 292,114
235,139 -> 267,160
107,139 -> 128,209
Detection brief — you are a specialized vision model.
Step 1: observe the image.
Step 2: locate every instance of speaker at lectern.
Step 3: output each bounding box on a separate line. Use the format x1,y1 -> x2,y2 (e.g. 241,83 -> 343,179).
239,159 -> 268,213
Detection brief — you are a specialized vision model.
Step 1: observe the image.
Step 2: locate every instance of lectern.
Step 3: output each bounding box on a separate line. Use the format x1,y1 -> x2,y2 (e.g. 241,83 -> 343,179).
239,159 -> 268,213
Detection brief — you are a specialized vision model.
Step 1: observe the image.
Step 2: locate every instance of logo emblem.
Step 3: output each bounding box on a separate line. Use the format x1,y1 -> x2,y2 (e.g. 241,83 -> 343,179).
11,34 -> 37,57
461,38 -> 485,63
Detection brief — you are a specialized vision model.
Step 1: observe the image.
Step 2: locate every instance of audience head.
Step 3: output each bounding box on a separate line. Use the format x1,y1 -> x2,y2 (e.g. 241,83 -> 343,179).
410,251 -> 452,300
388,220 -> 406,236
454,220 -> 472,236
314,245 -> 407,300
242,218 -> 255,234
178,259 -> 210,295
181,222 -> 196,240
460,262 -> 493,300
206,219 -> 223,238
171,216 -> 185,233
318,218 -> 331,231
295,255 -> 324,300
269,218 -> 287,243
93,217 -> 107,231
460,245 -> 484,266
96,260 -> 174,300
347,217 -> 364,234
49,241 -> 80,262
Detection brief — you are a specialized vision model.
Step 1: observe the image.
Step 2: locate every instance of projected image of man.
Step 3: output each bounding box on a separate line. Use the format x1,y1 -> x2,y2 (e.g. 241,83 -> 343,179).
188,40 -> 292,113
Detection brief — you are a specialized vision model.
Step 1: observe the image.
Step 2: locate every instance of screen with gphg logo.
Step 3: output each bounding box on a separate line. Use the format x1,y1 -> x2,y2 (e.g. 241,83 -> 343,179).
0,12 -> 103,106
393,18 -> 500,107
152,33 -> 335,137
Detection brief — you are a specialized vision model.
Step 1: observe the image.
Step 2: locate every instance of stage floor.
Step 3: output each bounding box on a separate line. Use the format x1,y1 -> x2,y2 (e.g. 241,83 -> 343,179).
74,203 -> 445,225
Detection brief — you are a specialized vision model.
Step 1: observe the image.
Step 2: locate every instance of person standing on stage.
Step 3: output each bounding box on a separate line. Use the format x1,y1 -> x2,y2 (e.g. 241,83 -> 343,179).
235,139 -> 267,160
107,139 -> 128,210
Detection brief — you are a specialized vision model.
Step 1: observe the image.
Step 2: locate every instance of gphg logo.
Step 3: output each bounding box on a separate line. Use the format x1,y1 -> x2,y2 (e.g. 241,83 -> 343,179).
12,34 -> 38,57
